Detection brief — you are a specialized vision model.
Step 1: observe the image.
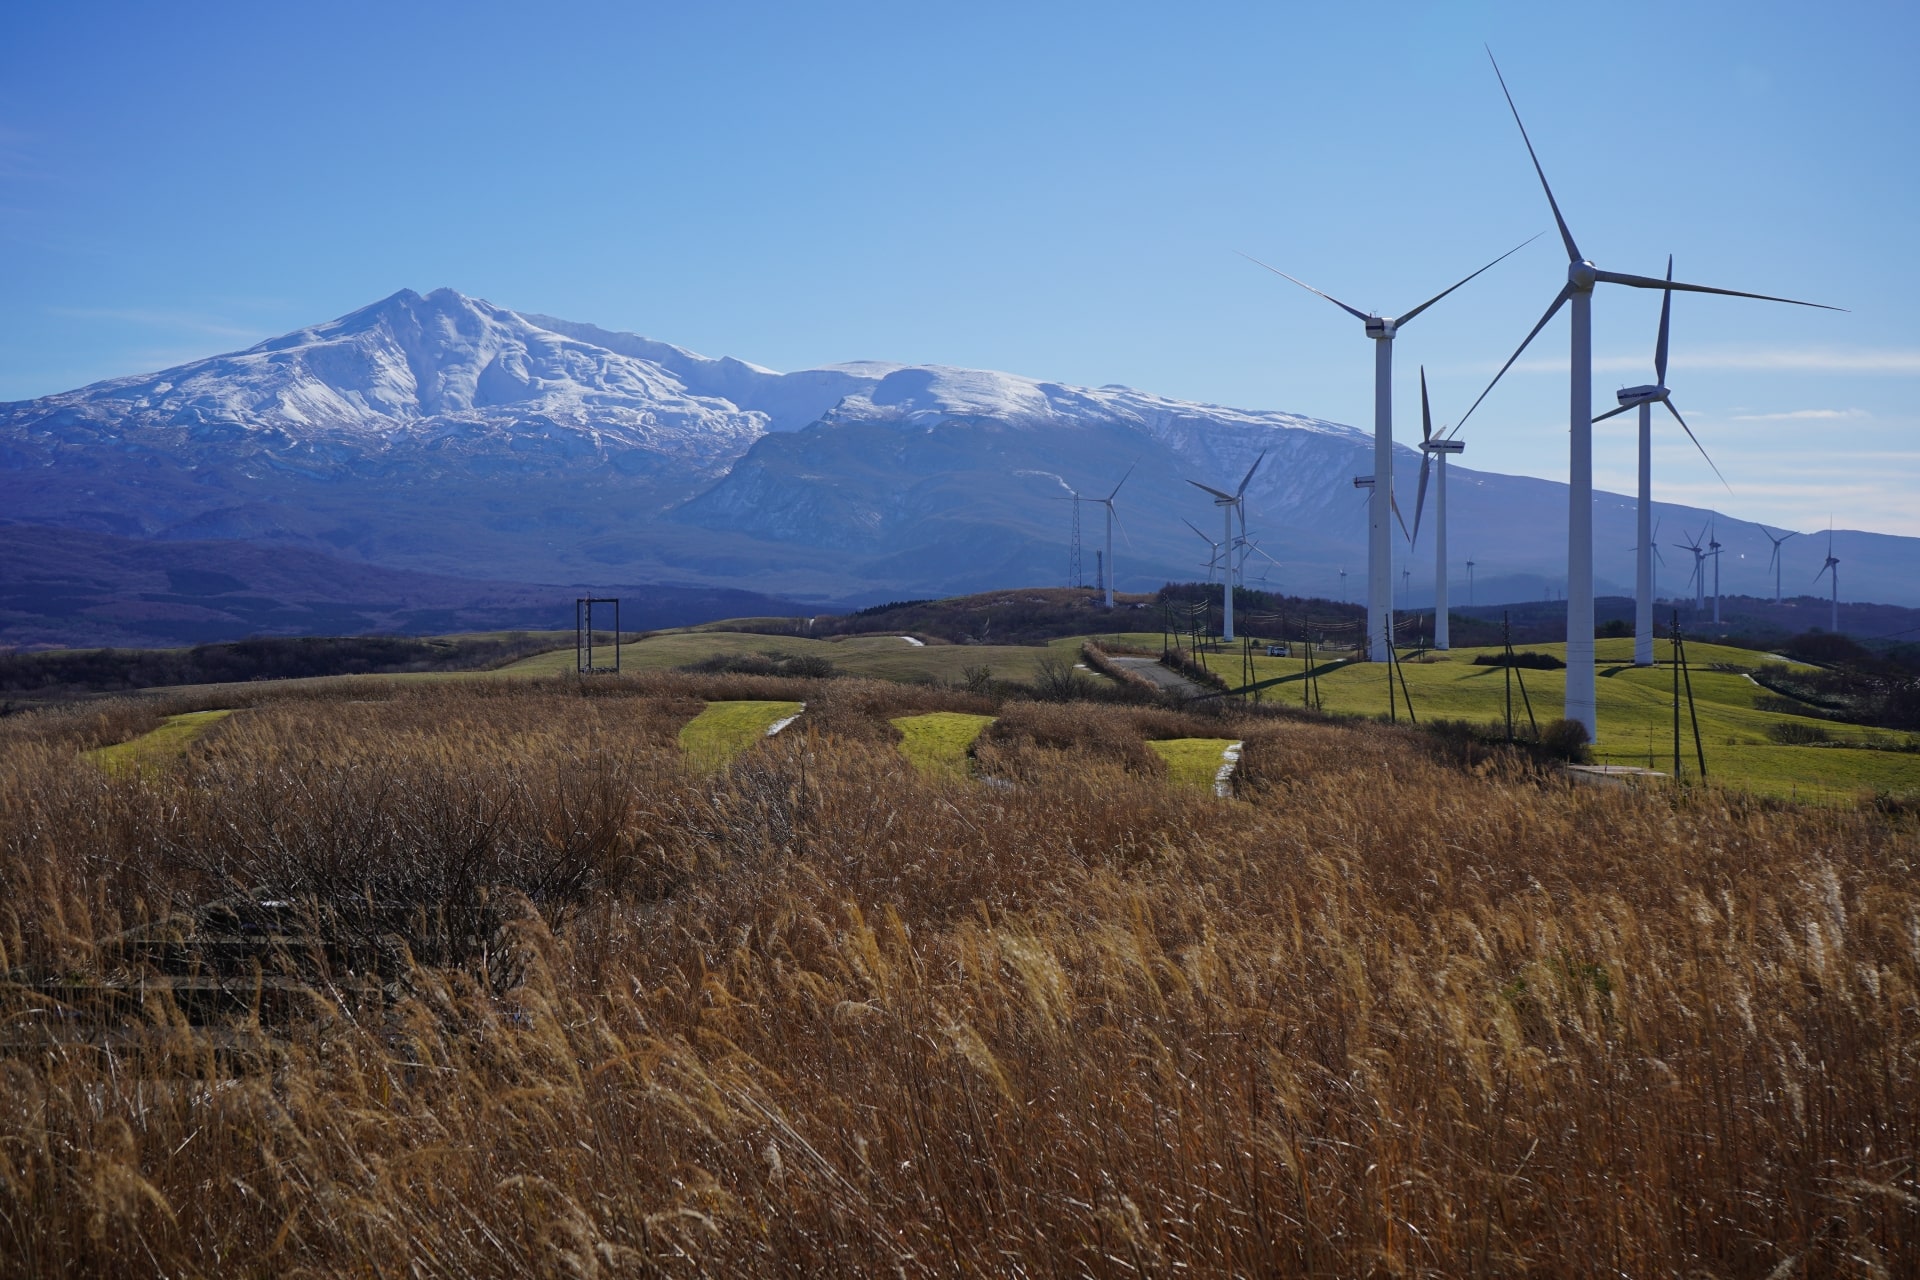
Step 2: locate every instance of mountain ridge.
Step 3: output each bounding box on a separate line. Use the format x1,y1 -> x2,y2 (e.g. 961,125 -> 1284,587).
2,287 -> 1912,625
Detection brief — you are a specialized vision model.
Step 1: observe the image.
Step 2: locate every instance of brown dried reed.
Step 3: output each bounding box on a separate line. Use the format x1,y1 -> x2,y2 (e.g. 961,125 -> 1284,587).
0,676 -> 1915,1275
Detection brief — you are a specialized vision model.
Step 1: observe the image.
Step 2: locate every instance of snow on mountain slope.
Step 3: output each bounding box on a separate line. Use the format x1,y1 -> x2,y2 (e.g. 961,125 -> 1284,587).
15,288 -> 765,455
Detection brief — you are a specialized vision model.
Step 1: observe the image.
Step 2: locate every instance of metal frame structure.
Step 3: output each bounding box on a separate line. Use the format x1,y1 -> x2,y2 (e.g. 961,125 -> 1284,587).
575,596 -> 621,674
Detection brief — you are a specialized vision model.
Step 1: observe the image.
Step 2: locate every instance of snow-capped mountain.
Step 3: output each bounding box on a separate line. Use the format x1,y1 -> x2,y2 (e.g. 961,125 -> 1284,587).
2,286 -> 1914,616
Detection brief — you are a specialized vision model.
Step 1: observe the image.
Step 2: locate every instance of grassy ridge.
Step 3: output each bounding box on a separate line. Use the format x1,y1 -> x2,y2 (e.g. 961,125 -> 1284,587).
0,677 -> 1913,1271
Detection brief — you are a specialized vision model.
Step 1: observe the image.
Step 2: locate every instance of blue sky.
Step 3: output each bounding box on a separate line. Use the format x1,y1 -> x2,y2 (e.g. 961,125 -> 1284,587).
3,1 -> 1915,535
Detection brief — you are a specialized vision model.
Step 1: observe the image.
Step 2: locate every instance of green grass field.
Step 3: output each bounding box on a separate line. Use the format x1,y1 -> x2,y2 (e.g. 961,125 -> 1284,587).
84,709 -> 233,774
678,700 -> 806,771
1146,737 -> 1241,793
1166,634 -> 1916,803
891,712 -> 996,778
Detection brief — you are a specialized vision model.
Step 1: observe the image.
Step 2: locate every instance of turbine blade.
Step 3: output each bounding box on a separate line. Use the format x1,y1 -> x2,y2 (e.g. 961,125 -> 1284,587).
1419,366 -> 1432,443
1411,453 -> 1432,548
1653,545 -> 1667,567
1390,482 -> 1411,543
1182,517 -> 1213,545
1592,402 -> 1636,423
1106,462 -> 1135,502
1111,504 -> 1133,550
1449,284 -> 1572,437
1394,232 -> 1544,327
1187,479 -> 1235,502
1654,255 -> 1674,385
1591,269 -> 1845,311
1663,398 -> 1732,494
1236,450 -> 1266,498
1235,253 -> 1372,323
1486,48 -> 1580,263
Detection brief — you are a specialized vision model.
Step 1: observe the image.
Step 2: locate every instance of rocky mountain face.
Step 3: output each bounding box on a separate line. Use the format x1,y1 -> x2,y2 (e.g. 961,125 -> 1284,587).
2,286 -> 1913,639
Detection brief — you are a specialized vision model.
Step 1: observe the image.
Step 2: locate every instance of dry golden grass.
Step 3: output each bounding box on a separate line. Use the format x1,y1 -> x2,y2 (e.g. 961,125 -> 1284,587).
0,675 -> 1915,1275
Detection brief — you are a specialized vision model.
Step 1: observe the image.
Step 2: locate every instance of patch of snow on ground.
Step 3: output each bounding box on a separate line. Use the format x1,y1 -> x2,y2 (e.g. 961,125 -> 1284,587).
766,703 -> 805,736
1214,741 -> 1244,799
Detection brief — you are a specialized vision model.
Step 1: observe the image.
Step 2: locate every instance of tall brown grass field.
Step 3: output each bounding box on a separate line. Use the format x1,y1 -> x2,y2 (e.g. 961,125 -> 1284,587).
0,674 -> 1914,1275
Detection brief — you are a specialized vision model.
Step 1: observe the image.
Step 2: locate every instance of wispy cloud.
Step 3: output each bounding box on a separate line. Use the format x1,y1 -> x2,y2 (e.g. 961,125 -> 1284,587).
1726,408 -> 1869,422
48,306 -> 263,344
1503,349 -> 1920,376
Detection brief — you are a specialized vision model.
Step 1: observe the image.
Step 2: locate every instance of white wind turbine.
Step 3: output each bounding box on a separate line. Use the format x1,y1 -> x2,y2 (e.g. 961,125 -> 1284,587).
1814,524 -> 1841,634
1452,51 -> 1840,740
1088,466 -> 1134,609
1242,237 -> 1532,663
1589,257 -> 1729,665
1189,452 -> 1264,642
1675,524 -> 1710,612
1761,525 -> 1799,603
1409,367 -> 1466,649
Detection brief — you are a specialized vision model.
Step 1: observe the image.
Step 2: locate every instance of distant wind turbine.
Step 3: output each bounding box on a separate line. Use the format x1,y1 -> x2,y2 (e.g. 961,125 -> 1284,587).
1760,525 -> 1798,603
1189,452 -> 1264,641
1675,524 -> 1710,612
1089,466 -> 1134,609
1815,524 -> 1841,633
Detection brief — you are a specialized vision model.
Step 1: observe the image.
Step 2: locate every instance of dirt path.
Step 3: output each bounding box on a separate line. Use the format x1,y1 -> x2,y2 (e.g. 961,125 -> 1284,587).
1109,656 -> 1210,699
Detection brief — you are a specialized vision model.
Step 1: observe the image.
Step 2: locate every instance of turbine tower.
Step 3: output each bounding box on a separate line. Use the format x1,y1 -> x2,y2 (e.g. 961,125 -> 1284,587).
1243,237 -> 1531,663
1189,453 -> 1264,641
1410,368 -> 1466,648
1708,517 -> 1723,626
1761,525 -> 1799,603
1815,526 -> 1841,633
1453,51 -> 1839,740
1590,257 -> 1726,665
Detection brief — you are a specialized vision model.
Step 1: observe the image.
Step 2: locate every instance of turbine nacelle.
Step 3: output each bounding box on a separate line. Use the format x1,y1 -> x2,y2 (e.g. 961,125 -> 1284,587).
1364,316 -> 1397,339
1420,439 -> 1465,455
1615,383 -> 1666,406
1568,259 -> 1598,291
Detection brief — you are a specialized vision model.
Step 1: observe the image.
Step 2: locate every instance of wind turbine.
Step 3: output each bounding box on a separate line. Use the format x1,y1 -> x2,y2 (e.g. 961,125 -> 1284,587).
1339,567 -> 1349,602
1243,236 -> 1533,663
1409,367 -> 1466,648
1466,558 -> 1476,606
1590,257 -> 1727,665
1087,466 -> 1134,609
1674,525 -> 1710,612
1453,50 -> 1841,739
1189,452 -> 1264,641
1815,524 -> 1841,633
1760,525 -> 1799,603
